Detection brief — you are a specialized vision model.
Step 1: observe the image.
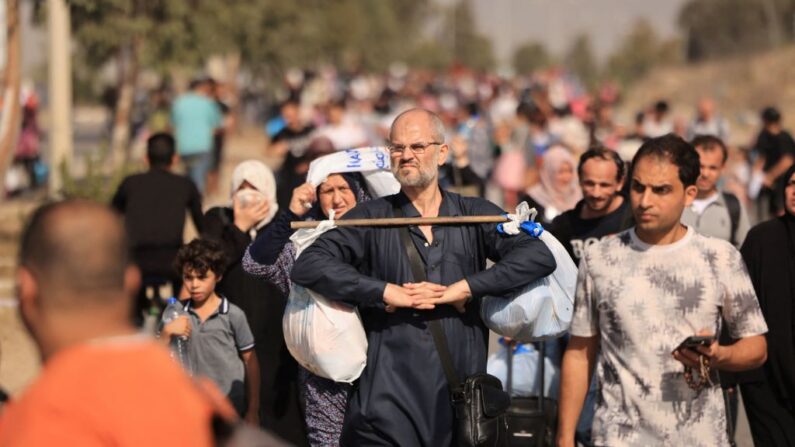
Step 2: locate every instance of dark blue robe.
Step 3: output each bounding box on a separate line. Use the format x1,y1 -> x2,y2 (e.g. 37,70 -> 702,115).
291,189 -> 556,446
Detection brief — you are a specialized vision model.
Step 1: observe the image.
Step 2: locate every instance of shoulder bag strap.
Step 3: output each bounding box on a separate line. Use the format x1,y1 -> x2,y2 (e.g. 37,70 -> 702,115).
722,192 -> 741,246
392,201 -> 461,390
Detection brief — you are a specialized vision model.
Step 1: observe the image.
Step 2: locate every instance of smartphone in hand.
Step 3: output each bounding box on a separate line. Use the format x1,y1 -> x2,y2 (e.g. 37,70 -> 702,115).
674,335 -> 716,353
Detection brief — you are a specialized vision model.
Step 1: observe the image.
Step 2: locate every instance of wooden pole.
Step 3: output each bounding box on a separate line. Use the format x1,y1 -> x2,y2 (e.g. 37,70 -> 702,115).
48,0 -> 73,197
290,215 -> 511,229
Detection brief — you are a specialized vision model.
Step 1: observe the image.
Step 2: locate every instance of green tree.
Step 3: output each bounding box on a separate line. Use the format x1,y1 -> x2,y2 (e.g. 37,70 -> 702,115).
605,19 -> 682,86
678,0 -> 795,61
447,0 -> 495,71
564,34 -> 599,90
513,42 -> 551,74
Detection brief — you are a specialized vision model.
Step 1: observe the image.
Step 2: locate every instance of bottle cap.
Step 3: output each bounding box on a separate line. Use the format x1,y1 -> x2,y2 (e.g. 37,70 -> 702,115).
167,297 -> 178,305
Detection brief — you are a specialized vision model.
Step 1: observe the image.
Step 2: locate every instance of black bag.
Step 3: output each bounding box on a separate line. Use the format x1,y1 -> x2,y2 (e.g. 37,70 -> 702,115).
394,202 -> 510,447
503,341 -> 558,447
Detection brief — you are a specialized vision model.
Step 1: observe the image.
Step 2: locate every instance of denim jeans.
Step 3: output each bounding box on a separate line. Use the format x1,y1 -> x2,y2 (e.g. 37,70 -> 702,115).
181,151 -> 212,194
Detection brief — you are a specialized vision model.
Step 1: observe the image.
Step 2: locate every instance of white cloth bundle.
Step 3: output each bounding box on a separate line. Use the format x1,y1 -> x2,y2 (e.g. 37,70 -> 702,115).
283,213 -> 368,383
481,202 -> 578,341
306,146 -> 400,197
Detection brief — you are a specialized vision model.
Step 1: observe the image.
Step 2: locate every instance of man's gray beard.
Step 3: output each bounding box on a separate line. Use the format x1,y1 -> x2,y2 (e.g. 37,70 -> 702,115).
394,168 -> 435,188
392,154 -> 439,188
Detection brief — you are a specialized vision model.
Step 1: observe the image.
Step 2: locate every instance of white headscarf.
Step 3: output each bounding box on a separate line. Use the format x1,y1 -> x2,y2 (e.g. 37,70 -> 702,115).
231,160 -> 279,230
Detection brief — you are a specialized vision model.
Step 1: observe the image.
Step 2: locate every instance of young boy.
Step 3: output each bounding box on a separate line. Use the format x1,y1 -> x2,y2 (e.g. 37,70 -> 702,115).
160,238 -> 260,424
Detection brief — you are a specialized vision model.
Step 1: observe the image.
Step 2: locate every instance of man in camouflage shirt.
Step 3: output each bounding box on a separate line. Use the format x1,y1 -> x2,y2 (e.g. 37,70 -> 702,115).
557,135 -> 768,447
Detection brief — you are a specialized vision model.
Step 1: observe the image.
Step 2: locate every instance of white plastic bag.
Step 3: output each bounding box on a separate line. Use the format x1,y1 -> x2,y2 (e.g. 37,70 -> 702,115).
283,216 -> 368,383
481,203 -> 578,341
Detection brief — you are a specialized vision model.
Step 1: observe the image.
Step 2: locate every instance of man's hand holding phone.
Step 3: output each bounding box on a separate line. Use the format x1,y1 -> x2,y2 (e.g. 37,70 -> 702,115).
672,332 -> 721,368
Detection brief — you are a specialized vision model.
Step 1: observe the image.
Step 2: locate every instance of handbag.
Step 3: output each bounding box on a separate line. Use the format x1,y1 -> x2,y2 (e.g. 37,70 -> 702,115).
393,201 -> 510,447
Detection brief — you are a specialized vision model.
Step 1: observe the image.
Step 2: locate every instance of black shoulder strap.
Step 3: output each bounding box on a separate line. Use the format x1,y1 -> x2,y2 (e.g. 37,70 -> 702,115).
723,192 -> 741,246
392,201 -> 461,390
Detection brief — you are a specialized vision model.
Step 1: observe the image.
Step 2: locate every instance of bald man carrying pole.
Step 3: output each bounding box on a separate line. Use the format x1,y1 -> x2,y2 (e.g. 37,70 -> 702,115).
291,109 -> 556,445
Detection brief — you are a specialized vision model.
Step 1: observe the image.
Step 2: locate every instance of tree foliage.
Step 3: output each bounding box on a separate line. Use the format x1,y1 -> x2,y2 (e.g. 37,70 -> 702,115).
679,0 -> 795,61
446,0 -> 495,71
564,34 -> 599,89
605,19 -> 681,86
513,42 -> 551,75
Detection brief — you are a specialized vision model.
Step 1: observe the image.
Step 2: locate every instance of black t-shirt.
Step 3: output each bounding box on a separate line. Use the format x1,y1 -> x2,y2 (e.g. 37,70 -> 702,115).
273,125 -> 316,209
111,168 -> 204,276
755,128 -> 795,172
272,125 -> 315,157
548,198 -> 634,264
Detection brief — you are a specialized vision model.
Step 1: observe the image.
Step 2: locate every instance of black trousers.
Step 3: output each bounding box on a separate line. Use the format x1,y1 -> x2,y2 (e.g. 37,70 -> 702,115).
740,380 -> 795,447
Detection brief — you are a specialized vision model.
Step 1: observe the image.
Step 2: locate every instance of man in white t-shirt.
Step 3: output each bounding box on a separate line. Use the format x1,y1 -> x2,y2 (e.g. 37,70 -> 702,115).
681,135 -> 750,247
557,134 -> 768,447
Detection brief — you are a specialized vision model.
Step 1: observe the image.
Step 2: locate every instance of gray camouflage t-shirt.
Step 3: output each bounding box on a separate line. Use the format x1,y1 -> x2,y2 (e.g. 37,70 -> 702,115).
571,226 -> 768,446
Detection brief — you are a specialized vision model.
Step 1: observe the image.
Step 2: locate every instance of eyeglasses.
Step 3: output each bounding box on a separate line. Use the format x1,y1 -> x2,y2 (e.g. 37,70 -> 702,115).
388,141 -> 442,155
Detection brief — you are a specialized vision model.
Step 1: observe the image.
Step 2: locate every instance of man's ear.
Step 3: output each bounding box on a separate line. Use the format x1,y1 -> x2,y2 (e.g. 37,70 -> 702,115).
438,143 -> 449,166
16,267 -> 39,320
124,265 -> 142,299
684,184 -> 698,207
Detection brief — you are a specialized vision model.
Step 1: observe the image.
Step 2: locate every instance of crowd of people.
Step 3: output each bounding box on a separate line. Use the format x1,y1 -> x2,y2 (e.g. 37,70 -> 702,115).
0,65 -> 793,447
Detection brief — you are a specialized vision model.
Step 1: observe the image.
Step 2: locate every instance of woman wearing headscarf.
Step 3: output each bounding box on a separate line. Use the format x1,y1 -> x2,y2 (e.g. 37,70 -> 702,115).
202,159 -> 307,445
738,164 -> 795,447
519,145 -> 582,225
242,169 -> 371,447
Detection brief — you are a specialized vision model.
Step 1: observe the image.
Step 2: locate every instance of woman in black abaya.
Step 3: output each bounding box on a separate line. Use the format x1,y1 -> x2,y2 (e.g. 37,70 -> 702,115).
739,164 -> 795,447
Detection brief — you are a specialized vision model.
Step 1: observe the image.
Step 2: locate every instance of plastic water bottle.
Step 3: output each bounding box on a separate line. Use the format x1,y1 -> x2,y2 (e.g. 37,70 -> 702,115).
163,297 -> 193,374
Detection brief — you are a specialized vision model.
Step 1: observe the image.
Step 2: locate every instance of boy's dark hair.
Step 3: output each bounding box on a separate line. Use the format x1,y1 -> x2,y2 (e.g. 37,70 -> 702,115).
691,134 -> 728,164
147,133 -> 175,168
175,239 -> 227,277
578,146 -> 625,182
654,100 -> 669,114
631,133 -> 700,187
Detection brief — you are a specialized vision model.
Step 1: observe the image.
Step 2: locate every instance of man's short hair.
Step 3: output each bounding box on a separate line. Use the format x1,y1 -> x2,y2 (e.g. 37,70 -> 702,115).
389,108 -> 446,144
19,200 -> 130,300
578,146 -> 625,182
691,134 -> 728,165
761,106 -> 781,125
281,99 -> 300,110
631,134 -> 700,187
175,239 -> 227,277
654,100 -> 669,114
147,133 -> 175,168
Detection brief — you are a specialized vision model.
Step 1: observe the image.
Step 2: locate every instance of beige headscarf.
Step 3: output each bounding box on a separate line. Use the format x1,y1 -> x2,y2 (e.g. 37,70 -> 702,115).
231,160 -> 279,230
526,146 -> 581,218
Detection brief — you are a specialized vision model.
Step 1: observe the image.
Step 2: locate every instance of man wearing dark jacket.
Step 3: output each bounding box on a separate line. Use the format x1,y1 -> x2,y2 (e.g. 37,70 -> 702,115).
291,109 -> 556,446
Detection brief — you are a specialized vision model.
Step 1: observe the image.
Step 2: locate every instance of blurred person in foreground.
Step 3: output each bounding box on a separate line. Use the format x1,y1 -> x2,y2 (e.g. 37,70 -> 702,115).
557,135 -> 768,447
738,164 -> 795,446
0,200 -> 218,446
